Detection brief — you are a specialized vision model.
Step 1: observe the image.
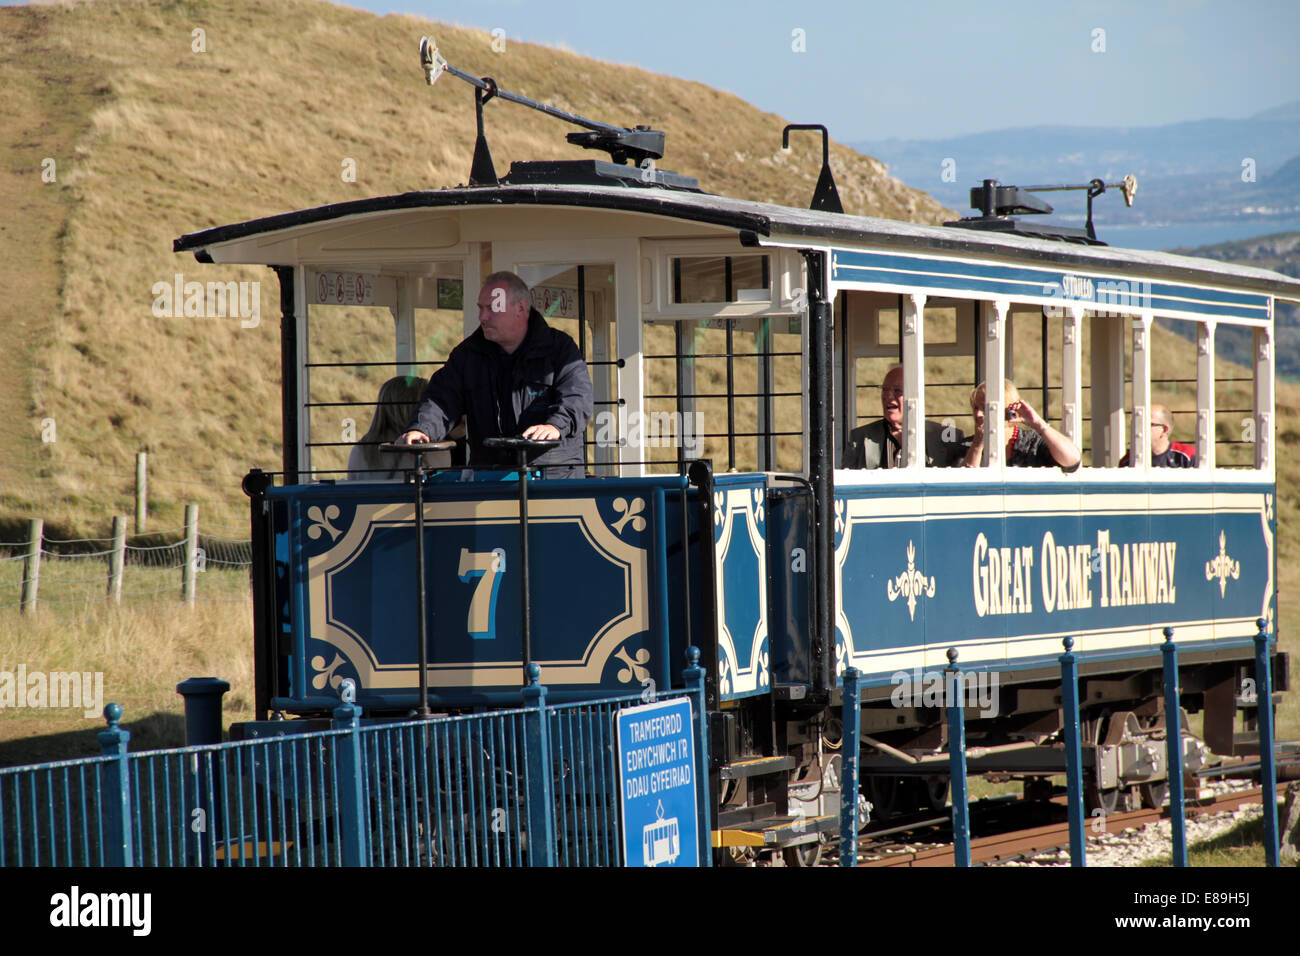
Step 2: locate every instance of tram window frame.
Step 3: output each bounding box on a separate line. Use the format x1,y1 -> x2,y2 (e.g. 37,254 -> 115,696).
837,290 -> 977,472
299,263 -> 465,481
642,240 -> 803,321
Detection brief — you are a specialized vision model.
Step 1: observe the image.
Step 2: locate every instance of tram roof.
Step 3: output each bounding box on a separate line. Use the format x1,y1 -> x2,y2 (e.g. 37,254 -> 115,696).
174,182 -> 1300,303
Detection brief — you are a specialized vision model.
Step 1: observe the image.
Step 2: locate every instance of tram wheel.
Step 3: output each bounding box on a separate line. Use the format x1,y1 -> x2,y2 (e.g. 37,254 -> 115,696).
919,775 -> 950,813
783,841 -> 823,868
1084,775 -> 1120,816
862,775 -> 903,820
1139,779 -> 1169,809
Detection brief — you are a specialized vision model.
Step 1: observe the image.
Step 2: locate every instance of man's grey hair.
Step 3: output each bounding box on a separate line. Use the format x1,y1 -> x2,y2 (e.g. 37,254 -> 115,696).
482,271 -> 532,311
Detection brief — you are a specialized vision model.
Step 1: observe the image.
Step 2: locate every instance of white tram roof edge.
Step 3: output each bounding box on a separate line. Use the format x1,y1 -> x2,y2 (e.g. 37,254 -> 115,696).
173,182 -> 1300,306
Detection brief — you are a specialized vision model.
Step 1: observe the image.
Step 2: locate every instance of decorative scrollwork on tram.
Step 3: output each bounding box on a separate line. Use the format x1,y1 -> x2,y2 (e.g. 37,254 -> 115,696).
610,496 -> 647,534
306,504 -> 343,541
614,645 -> 651,683
1204,531 -> 1241,597
886,540 -> 936,622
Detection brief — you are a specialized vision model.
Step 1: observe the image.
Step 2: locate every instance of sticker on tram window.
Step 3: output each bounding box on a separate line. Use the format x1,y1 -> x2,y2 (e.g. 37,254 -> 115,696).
436,277 -> 463,310
312,271 -> 375,306
532,286 -> 578,319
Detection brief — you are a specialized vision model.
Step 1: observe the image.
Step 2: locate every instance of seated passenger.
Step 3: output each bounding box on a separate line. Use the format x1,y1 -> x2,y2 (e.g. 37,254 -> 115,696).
348,375 -> 447,479
844,365 -> 965,468
961,379 -> 1080,471
1119,404 -> 1197,467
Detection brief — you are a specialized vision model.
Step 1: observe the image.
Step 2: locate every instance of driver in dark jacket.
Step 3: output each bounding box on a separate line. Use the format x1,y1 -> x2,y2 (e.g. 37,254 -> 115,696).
399,272 -> 593,478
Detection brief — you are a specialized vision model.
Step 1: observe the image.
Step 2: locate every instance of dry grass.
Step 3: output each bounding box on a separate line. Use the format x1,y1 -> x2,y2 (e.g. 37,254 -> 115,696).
0,568 -> 253,763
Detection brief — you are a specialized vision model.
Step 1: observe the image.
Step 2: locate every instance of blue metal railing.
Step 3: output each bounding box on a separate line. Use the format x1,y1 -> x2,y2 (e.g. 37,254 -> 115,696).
0,649 -> 712,867
838,627 -> 1285,867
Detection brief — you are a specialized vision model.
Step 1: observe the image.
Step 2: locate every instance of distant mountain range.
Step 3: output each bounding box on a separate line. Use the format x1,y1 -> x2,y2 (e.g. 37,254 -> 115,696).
853,103 -> 1300,249
1172,231 -> 1300,382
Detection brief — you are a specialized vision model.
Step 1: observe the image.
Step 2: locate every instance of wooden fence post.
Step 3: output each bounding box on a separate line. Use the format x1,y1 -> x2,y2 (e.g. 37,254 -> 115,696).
20,517 -> 42,613
108,515 -> 126,603
135,451 -> 147,534
182,504 -> 198,605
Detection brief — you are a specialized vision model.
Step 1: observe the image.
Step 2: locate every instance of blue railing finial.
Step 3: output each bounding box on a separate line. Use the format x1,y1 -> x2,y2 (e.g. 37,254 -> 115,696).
1256,617 -> 1268,634
525,662 -> 542,686
1163,626 -> 1174,643
1062,636 -> 1074,652
946,646 -> 958,666
685,645 -> 700,668
103,702 -> 123,728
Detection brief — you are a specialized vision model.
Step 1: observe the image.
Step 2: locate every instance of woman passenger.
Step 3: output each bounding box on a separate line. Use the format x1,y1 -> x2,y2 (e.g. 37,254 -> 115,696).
348,375 -> 450,479
961,380 -> 1080,471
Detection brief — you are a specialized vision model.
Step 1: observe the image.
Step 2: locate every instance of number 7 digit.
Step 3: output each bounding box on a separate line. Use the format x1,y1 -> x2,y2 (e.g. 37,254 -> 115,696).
458,547 -> 506,639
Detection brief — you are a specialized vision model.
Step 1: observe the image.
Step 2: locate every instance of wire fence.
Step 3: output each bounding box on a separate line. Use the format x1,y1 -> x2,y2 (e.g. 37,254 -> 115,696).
0,513 -> 252,613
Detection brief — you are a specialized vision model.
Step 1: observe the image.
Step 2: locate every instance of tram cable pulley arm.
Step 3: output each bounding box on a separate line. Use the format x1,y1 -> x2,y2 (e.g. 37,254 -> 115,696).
419,35 -> 666,179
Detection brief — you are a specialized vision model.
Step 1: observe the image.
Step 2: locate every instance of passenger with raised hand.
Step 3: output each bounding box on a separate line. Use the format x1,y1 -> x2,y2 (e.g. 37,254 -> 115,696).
962,379 -> 1080,471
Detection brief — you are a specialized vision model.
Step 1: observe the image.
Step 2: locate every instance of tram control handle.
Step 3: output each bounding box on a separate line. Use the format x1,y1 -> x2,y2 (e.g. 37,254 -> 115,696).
380,440 -> 456,718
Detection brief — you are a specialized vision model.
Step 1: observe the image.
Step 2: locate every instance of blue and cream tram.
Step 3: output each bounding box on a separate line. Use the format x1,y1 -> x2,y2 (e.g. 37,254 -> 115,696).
173,38 -> 1298,862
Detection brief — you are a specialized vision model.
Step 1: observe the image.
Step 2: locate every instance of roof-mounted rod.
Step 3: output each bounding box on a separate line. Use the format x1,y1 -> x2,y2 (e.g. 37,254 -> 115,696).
950,175 -> 1137,245
782,124 -> 844,214
1021,176 -> 1137,242
419,35 -> 666,186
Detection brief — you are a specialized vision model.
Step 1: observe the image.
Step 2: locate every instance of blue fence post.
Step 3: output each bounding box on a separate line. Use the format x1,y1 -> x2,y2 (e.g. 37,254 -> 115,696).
946,648 -> 971,868
97,703 -> 134,867
683,646 -> 712,867
840,667 -> 860,868
1255,618 -> 1280,867
332,679 -> 369,867
176,677 -> 229,866
1161,627 -> 1187,867
1059,637 -> 1086,867
522,663 -> 556,867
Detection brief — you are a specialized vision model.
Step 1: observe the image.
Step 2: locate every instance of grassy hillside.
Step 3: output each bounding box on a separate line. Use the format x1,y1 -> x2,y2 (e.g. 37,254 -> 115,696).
0,0 -> 949,538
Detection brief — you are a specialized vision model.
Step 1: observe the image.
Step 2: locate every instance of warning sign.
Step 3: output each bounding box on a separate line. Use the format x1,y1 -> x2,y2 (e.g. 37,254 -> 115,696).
312,271 -> 376,306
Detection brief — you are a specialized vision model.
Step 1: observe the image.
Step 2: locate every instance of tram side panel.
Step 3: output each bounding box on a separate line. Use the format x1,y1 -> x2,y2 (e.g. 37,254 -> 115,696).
251,477 -> 710,714
831,477 -> 1276,695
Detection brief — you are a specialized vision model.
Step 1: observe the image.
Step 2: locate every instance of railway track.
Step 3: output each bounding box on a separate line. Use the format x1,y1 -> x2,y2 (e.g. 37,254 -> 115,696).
846,782 -> 1288,867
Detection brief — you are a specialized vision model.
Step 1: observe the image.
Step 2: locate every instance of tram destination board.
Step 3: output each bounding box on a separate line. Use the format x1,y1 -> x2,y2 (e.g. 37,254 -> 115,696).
616,697 -> 699,867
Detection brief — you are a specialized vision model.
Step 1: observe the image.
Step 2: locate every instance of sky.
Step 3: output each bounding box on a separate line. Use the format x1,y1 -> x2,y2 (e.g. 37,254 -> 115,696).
358,0 -> 1300,142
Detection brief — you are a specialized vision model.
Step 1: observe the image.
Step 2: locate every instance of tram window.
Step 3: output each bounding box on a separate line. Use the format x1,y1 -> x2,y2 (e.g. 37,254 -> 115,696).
516,263 -> 616,475
924,306 -> 974,449
671,255 -> 771,305
643,313 -> 803,475
301,265 -> 465,479
1215,337 -> 1258,469
1148,317 -> 1201,467
1002,305 -> 1084,466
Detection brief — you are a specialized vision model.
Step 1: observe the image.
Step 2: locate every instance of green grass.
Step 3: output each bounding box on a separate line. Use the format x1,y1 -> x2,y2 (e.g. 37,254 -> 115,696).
1139,812 -> 1295,867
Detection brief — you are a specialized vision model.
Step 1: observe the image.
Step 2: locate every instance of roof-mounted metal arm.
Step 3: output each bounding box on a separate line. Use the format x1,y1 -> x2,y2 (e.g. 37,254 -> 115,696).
419,35 -> 666,181
1022,175 -> 1138,241
782,124 -> 844,214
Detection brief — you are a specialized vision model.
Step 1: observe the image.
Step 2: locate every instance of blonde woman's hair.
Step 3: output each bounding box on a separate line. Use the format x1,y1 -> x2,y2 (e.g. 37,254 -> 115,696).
355,375 -> 427,475
970,379 -> 1020,410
